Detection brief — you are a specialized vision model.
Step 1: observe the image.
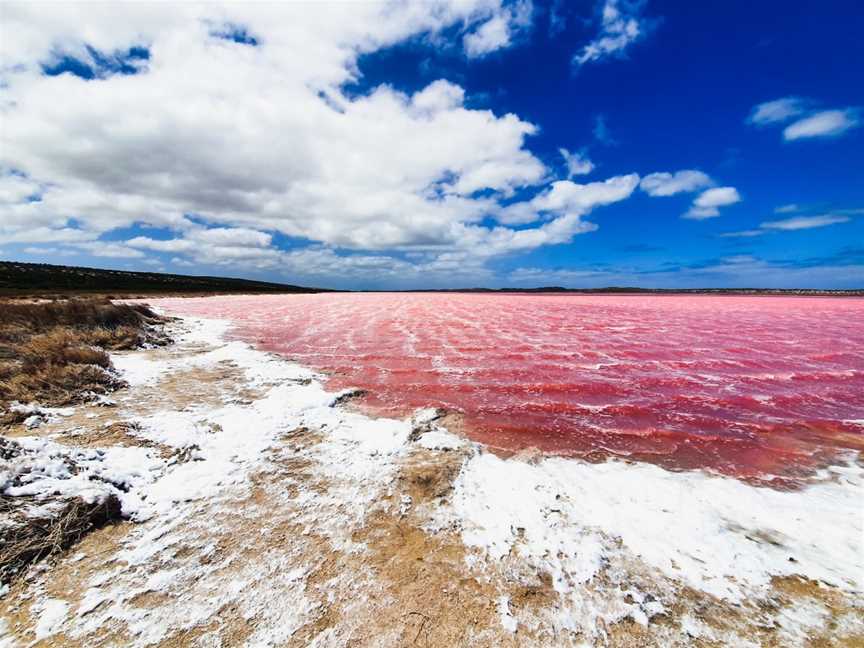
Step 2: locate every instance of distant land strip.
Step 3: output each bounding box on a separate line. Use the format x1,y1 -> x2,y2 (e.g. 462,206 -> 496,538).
0,261 -> 331,296
409,286 -> 864,296
1,260 -> 861,296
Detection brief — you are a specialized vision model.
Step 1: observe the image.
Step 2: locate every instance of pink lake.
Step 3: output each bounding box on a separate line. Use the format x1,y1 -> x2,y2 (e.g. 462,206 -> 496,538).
154,293 -> 864,485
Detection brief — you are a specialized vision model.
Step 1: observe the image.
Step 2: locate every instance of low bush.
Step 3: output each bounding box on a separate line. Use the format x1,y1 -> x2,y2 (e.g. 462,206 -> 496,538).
0,299 -> 167,426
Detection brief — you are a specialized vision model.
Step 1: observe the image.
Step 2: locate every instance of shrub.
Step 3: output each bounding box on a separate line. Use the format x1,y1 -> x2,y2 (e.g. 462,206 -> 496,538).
0,298 -> 166,425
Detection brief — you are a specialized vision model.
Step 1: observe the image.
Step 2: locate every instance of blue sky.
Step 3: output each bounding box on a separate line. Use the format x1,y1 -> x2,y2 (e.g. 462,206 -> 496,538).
1,1 -> 862,289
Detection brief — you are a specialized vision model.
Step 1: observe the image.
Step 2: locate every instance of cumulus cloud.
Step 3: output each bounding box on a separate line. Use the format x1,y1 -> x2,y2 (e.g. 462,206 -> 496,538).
464,15 -> 511,56
640,170 -> 712,197
783,109 -> 860,141
573,0 -> 652,68
127,226 -> 280,265
411,79 -> 465,113
683,186 -> 741,220
463,1 -> 533,58
559,148 -> 594,177
497,174 -> 639,226
126,237 -> 195,253
747,97 -> 807,125
0,1 -> 645,282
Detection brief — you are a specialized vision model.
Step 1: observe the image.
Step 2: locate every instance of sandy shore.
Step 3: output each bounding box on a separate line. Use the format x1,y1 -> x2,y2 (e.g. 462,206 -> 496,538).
1,314 -> 862,647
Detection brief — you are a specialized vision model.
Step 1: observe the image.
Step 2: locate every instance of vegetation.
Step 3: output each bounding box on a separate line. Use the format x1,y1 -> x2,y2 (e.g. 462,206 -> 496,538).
0,260 -> 328,296
0,298 -> 166,426
0,436 -> 123,585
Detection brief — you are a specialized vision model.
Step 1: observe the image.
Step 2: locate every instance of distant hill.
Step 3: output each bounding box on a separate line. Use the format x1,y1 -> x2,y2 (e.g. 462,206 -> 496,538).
0,261 -> 330,296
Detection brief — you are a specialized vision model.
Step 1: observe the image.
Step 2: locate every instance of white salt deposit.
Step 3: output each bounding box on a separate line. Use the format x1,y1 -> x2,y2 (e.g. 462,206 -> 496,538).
416,429 -> 465,451
34,598 -> 69,639
449,450 -> 863,602
498,596 -> 518,633
0,437 -> 163,517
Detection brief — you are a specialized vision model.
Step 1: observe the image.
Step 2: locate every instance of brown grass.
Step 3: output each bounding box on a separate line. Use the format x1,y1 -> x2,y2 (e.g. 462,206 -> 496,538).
0,300 -> 168,583
0,494 -> 123,586
0,298 -> 160,332
0,298 -> 167,426
0,436 -> 125,586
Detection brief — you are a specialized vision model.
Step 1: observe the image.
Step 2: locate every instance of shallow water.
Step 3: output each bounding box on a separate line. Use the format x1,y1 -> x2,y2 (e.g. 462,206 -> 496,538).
155,293 -> 864,484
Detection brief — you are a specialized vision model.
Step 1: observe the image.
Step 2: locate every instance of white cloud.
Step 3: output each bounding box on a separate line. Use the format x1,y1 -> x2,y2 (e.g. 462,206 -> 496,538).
718,229 -> 763,238
640,170 -> 712,197
75,241 -> 145,258
509,256 -> 864,290
572,0 -> 649,68
747,97 -> 806,125
747,98 -> 860,142
464,15 -> 511,56
0,3 -> 549,255
0,226 -> 96,244
559,148 -> 594,177
684,186 -> 741,220
463,1 -> 533,58
774,203 -> 800,214
127,226 -> 279,266
411,79 -> 465,113
0,172 -> 41,203
532,174 -> 639,213
0,1 -> 648,281
760,214 -> 850,231
191,227 -> 272,248
497,174 -> 639,226
720,212 -> 853,237
126,236 -> 195,253
783,109 -> 860,141
170,257 -> 194,267
22,246 -> 63,255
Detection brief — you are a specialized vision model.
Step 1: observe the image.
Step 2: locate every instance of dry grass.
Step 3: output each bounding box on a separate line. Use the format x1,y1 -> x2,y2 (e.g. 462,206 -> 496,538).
0,298 -> 167,426
0,494 -> 123,586
0,437 -> 124,585
0,298 -> 162,346
0,300 -> 167,582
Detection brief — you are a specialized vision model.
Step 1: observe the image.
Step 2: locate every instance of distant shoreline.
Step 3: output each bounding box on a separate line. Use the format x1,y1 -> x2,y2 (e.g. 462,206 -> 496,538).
2,259 -> 862,297
402,287 -> 864,296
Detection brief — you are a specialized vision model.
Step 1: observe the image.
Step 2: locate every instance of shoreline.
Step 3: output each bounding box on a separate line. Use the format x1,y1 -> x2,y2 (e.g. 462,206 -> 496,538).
1,313 -> 862,646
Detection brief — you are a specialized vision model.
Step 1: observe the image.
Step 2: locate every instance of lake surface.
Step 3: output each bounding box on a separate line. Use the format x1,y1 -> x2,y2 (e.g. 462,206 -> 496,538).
155,293 -> 864,485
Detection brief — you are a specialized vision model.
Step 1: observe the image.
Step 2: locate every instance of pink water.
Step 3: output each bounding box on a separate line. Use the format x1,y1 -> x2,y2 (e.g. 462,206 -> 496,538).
155,293 -> 864,484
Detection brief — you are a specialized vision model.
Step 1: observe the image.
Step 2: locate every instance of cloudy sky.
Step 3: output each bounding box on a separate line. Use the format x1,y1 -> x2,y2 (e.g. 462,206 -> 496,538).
1,0 -> 862,289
